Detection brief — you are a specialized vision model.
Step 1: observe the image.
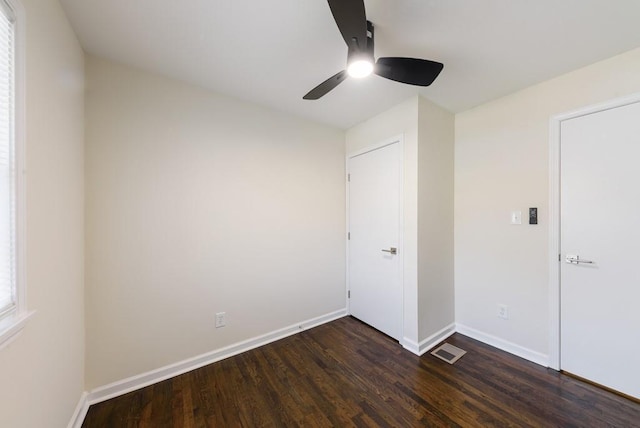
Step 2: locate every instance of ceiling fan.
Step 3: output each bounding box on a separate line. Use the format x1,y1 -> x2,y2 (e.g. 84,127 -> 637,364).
303,0 -> 444,100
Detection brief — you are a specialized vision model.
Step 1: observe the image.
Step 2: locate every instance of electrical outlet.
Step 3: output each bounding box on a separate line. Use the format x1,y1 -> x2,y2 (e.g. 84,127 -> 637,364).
215,312 -> 226,328
498,304 -> 509,320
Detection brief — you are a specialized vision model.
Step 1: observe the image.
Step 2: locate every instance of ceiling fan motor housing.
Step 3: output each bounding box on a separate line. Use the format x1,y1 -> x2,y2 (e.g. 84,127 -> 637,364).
347,20 -> 375,68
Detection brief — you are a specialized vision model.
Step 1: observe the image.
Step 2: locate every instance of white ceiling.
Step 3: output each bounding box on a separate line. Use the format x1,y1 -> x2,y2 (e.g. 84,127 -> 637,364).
59,0 -> 640,129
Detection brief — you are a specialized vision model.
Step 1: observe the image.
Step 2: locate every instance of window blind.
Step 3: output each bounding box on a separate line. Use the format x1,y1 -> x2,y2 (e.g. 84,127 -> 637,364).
0,0 -> 15,317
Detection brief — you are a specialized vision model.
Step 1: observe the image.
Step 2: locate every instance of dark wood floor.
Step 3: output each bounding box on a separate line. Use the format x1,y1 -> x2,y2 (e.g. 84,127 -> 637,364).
83,316 -> 640,427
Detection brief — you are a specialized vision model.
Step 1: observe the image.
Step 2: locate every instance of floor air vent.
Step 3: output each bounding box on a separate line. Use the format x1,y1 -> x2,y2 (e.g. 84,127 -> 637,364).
431,343 -> 466,364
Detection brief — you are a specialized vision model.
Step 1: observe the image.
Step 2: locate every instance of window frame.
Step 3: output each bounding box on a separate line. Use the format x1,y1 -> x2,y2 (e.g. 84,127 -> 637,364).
0,0 -> 32,350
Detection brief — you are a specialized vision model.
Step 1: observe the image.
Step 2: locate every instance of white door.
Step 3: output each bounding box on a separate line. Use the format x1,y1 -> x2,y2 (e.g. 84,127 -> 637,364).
560,100 -> 640,399
348,142 -> 401,340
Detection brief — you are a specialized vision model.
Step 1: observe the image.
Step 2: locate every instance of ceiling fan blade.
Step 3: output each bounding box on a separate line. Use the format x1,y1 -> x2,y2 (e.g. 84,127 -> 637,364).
375,57 -> 444,86
327,0 -> 367,50
303,70 -> 348,100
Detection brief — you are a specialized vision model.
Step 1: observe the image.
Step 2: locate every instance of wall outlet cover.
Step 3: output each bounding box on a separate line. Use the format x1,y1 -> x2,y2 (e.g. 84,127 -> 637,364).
498,304 -> 509,320
215,312 -> 226,328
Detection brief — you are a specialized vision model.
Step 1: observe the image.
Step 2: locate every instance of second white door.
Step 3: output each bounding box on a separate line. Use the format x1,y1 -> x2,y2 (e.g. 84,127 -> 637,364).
560,99 -> 640,399
348,141 -> 401,340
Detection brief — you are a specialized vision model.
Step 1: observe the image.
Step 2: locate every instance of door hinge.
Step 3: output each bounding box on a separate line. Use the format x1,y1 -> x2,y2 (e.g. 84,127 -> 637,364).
348,290 -> 350,298
348,232 -> 350,240
347,173 -> 350,182
559,253 -> 561,262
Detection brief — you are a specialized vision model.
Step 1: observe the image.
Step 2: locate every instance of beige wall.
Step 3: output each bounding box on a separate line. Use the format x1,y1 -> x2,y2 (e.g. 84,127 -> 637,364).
417,97 -> 455,341
0,0 -> 85,426
455,47 -> 640,358
85,56 -> 346,389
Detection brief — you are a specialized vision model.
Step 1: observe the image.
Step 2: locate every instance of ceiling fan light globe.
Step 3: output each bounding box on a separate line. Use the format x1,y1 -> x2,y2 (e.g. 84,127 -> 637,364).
347,60 -> 374,78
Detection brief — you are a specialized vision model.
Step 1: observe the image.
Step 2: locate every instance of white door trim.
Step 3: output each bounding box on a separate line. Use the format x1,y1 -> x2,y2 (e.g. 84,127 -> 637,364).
346,134 -> 404,342
548,91 -> 640,370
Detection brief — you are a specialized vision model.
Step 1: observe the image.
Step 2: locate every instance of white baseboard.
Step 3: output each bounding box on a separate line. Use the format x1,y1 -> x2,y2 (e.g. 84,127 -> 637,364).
70,313 -> 551,428
455,323 -> 549,367
402,323 -> 456,356
401,338 -> 420,355
67,391 -> 89,428
86,308 -> 347,406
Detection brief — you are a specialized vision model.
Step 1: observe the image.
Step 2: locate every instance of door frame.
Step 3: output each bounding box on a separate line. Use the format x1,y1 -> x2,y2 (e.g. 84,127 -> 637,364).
346,135 -> 404,341
548,91 -> 640,370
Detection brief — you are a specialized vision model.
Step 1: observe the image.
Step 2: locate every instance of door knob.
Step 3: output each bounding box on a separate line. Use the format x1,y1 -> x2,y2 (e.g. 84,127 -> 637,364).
381,247 -> 397,255
565,254 -> 594,264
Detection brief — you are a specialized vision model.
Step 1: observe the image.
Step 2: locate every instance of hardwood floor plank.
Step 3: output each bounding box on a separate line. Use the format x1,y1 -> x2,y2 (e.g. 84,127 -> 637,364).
172,375 -> 194,428
82,317 -> 640,427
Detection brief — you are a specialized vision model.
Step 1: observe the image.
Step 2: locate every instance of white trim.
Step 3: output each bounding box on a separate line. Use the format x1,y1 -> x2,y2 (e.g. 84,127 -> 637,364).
401,337 -> 420,355
397,136 -> 405,345
402,323 -> 456,356
456,323 -> 548,367
13,0 -> 27,319
346,135 -> 405,342
0,0 -> 30,349
548,91 -> 640,371
67,392 -> 89,428
0,309 -> 33,349
345,156 -> 351,312
346,135 -> 403,159
86,309 -> 347,406
548,111 -> 561,370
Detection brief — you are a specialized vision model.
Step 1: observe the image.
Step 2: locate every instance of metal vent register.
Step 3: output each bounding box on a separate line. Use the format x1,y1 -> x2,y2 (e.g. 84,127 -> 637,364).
431,343 -> 467,364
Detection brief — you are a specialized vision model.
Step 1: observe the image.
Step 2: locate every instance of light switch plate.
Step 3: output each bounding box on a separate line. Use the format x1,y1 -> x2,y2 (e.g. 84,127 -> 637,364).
511,211 -> 522,225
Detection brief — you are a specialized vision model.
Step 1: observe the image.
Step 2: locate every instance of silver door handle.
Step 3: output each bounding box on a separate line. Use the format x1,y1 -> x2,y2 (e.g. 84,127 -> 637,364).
382,247 -> 397,255
565,254 -> 594,264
